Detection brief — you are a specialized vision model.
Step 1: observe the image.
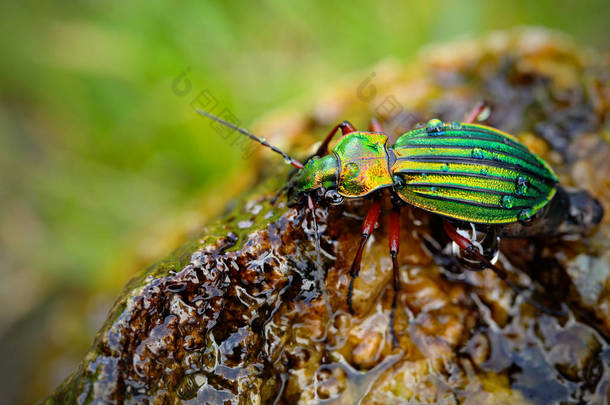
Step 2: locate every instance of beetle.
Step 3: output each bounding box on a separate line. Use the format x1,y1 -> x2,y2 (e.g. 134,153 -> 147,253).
196,103 -> 604,345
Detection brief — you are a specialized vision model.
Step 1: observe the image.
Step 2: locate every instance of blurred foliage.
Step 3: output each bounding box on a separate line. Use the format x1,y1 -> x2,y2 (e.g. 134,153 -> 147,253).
0,0 -> 608,401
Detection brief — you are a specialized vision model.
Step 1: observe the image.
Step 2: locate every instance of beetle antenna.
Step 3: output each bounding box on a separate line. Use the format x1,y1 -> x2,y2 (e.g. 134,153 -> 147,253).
270,184 -> 288,205
195,108 -> 304,169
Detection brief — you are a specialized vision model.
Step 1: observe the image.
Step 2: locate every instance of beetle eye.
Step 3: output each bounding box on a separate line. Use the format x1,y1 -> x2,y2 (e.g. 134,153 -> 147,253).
324,189 -> 344,205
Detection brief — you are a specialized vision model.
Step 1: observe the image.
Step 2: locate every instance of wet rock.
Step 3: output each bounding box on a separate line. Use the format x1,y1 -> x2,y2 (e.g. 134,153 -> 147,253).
45,28 -> 609,404
565,254 -> 609,306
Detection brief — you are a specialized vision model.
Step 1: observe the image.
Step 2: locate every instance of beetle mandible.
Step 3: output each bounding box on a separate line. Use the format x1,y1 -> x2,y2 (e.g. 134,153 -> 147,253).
196,103 -> 604,346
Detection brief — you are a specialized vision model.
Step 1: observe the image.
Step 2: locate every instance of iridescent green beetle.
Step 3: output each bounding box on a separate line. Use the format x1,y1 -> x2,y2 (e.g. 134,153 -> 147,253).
292,118 -> 559,225
197,104 -> 603,345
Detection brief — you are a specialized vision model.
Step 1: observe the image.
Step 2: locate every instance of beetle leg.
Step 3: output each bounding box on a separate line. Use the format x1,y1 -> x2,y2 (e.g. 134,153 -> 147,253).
347,197 -> 382,314
314,120 -> 356,157
388,205 -> 401,347
270,184 -> 289,205
442,221 -> 567,317
462,101 -> 490,124
313,117 -> 382,159
370,117 -> 384,132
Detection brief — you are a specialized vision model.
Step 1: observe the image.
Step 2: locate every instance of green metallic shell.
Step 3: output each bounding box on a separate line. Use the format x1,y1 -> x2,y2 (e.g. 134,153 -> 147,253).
391,120 -> 558,224
332,132 -> 393,197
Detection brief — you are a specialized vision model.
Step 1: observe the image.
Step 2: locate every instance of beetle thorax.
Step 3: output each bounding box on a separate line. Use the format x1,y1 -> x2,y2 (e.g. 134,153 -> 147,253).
332,132 -> 393,197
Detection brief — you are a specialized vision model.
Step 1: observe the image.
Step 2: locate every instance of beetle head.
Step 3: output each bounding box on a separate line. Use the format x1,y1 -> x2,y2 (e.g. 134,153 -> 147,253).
287,154 -> 342,206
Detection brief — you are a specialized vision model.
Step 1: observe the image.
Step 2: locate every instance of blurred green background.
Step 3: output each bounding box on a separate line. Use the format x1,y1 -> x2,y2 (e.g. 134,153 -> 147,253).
0,0 -> 608,403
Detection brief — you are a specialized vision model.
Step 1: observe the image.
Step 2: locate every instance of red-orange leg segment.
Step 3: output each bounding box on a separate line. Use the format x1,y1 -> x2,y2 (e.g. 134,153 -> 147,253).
462,101 -> 490,124
370,117 -> 384,132
442,221 -> 566,317
315,120 -> 356,157
347,198 -> 382,314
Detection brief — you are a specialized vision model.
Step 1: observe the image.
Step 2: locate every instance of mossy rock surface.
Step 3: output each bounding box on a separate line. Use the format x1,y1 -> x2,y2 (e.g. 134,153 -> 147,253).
45,29 -> 610,405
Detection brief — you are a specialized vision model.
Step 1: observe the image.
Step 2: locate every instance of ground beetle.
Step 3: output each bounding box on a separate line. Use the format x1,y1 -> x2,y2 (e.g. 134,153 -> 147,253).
196,103 -> 604,346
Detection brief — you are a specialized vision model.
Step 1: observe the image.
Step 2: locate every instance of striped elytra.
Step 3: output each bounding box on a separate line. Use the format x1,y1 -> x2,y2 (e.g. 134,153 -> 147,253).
390,121 -> 558,224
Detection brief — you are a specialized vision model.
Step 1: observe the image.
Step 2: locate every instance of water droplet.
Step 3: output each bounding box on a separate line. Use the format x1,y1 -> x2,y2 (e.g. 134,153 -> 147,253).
237,220 -> 254,229
471,148 -> 484,159
429,146 -> 435,152
284,157 -> 292,164
425,118 -> 443,135
426,118 -> 443,128
480,167 -> 488,175
421,173 -> 428,180
441,163 -> 450,172
450,121 -> 462,130
501,195 -> 514,209
249,203 -> 263,215
515,176 -> 529,195
430,186 -> 438,193
176,374 -> 199,400
518,209 -> 534,224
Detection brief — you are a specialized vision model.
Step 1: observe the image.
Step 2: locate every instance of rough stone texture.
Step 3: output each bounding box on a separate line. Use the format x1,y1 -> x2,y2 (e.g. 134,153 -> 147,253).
45,29 -> 609,404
